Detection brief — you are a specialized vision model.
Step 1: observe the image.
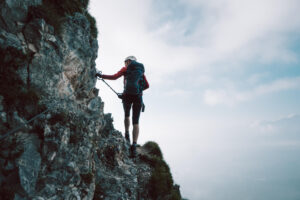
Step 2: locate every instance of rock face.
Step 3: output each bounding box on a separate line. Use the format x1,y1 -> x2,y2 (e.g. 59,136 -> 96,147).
0,0 -> 182,200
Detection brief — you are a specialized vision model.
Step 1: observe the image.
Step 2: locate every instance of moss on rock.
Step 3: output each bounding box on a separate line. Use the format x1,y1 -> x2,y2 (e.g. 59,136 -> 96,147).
140,141 -> 182,200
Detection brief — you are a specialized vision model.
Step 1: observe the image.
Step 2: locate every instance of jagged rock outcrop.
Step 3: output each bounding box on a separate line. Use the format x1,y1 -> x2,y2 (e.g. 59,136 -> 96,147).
0,0 -> 182,199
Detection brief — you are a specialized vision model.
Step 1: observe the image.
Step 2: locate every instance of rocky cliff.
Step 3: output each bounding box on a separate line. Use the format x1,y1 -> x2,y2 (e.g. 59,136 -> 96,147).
0,0 -> 181,199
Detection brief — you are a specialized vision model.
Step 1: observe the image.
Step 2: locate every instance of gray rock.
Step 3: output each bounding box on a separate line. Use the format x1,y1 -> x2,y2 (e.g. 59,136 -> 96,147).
88,97 -> 102,112
23,18 -> 46,50
32,197 -> 45,200
12,112 -> 26,128
3,160 -> 15,171
0,29 -> 23,51
0,0 -> 42,33
13,193 -> 25,200
47,151 -> 56,162
16,135 -> 41,195
66,188 -> 81,200
0,112 -> 7,123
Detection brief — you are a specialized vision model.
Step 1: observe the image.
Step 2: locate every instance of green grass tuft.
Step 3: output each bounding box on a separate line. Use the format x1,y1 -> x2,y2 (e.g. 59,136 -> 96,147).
140,142 -> 182,200
143,141 -> 163,159
28,0 -> 97,38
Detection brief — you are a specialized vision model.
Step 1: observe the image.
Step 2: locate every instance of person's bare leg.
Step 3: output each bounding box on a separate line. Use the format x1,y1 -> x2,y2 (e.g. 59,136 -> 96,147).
124,117 -> 130,133
132,124 -> 139,143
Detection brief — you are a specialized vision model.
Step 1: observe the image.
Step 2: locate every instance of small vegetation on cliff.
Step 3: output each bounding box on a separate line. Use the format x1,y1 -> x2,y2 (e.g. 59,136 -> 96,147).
143,141 -> 163,158
141,141 -> 182,200
28,0 -> 98,38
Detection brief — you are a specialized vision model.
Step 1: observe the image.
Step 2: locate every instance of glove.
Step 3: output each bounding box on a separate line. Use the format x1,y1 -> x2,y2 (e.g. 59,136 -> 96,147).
117,93 -> 123,99
95,70 -> 102,78
95,73 -> 102,78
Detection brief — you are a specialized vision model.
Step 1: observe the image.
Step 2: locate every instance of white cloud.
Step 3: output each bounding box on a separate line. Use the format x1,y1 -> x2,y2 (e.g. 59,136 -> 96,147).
150,0 -> 300,67
246,73 -> 270,85
203,76 -> 300,106
203,89 -> 230,106
90,0 -> 300,86
251,114 -> 300,134
165,88 -> 191,97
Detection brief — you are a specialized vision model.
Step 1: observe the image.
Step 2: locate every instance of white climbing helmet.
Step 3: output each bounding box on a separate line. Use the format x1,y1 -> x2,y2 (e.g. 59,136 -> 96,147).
124,56 -> 137,62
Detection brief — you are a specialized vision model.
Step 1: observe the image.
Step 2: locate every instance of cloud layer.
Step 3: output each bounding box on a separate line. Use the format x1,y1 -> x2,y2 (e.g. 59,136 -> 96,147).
203,76 -> 300,106
90,1 -> 300,199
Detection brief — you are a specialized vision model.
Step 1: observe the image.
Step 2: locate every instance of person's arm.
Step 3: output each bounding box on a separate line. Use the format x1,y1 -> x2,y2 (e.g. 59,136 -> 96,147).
101,67 -> 127,80
143,74 -> 149,90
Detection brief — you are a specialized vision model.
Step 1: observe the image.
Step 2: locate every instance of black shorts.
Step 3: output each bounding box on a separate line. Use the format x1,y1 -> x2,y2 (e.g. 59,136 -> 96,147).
122,94 -> 143,125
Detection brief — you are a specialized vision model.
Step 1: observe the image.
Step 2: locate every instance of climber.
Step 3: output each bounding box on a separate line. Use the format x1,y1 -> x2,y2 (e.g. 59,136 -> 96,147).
96,56 -> 149,157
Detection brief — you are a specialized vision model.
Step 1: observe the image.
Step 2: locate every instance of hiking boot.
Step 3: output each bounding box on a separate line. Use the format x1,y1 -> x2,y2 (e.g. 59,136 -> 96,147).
130,143 -> 137,158
125,132 -> 130,143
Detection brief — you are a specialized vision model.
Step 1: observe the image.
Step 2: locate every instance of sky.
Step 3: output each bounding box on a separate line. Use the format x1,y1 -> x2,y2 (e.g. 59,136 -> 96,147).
89,0 -> 300,199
